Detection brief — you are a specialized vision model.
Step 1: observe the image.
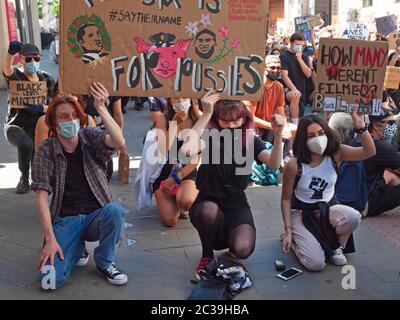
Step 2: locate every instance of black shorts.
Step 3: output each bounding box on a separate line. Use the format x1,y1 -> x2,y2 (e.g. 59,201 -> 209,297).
189,199 -> 255,250
153,164 -> 197,192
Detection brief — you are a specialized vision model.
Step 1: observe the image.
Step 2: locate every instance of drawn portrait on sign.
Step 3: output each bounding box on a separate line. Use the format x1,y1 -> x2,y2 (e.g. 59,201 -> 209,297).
134,32 -> 192,79
194,29 -> 217,59
77,24 -> 109,64
67,14 -> 111,68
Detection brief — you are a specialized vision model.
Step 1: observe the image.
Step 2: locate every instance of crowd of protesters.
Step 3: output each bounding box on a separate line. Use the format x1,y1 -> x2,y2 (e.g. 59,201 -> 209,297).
2,22 -> 400,291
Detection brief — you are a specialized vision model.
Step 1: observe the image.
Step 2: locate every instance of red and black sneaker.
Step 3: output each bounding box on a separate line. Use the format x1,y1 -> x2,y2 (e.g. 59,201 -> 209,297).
196,257 -> 213,280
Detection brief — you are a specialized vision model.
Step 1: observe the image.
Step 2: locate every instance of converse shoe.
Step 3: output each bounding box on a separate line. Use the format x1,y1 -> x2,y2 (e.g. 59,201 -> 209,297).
330,248 -> 347,266
97,263 -> 128,285
16,176 -> 30,194
195,257 -> 213,280
76,248 -> 89,267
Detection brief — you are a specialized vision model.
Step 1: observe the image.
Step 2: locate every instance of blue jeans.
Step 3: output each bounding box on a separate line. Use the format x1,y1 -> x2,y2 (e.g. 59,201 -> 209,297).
38,203 -> 126,289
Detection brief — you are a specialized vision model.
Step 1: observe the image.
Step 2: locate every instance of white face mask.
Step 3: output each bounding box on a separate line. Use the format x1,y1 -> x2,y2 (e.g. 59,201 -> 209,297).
172,100 -> 191,112
307,135 -> 328,155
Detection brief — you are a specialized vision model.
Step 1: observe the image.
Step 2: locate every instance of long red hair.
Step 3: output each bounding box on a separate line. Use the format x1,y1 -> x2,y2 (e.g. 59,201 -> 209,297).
46,95 -> 87,137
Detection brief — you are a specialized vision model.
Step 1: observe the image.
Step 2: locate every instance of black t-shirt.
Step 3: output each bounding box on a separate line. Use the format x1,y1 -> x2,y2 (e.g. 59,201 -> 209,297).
3,68 -> 55,130
60,142 -> 101,217
364,140 -> 400,186
280,50 -> 310,102
83,95 -> 121,129
196,132 -> 267,209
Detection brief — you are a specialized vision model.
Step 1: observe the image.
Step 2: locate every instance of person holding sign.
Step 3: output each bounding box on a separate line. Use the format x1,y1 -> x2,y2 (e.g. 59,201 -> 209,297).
280,33 -> 312,125
182,92 -> 284,279
280,112 -> 375,271
2,42 -> 55,194
33,83 -> 128,289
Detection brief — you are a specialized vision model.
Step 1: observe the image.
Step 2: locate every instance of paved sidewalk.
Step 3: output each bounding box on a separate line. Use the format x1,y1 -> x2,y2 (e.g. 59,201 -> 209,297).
0,51 -> 399,300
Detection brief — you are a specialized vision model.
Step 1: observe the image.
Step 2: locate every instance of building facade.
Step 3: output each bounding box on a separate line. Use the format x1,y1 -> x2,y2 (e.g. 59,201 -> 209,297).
284,0 -> 400,35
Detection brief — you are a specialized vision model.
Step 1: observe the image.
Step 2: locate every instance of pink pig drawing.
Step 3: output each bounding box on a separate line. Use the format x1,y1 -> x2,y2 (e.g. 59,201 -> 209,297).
134,33 -> 191,79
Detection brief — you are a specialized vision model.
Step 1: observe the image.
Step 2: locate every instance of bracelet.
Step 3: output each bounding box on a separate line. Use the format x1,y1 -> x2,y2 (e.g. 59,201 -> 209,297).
353,125 -> 367,134
171,172 -> 182,185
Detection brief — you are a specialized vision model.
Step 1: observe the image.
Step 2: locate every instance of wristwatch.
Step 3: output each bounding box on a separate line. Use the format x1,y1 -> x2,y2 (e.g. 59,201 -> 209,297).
354,125 -> 368,134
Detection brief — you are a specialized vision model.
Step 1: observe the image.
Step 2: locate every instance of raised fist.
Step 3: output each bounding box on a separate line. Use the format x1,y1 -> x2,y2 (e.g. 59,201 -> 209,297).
308,177 -> 328,200
8,41 -> 23,55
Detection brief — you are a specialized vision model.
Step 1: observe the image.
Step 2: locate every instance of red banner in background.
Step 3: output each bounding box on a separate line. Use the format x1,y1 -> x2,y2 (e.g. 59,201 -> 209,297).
5,0 -> 20,64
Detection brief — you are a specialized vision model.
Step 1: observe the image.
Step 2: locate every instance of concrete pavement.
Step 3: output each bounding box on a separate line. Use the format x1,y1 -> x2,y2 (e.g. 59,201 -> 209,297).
0,50 -> 399,300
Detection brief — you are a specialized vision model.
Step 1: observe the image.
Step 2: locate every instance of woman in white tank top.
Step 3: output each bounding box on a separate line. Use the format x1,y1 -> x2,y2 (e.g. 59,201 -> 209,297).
281,112 -> 376,271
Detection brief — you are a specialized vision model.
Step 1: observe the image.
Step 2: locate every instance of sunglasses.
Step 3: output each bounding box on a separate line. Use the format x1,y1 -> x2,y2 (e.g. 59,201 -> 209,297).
266,66 -> 282,71
23,56 -> 40,63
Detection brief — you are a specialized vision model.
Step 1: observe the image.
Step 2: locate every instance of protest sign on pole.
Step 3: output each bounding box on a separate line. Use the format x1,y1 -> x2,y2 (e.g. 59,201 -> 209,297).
375,15 -> 398,36
346,22 -> 369,40
346,9 -> 360,23
306,14 -> 324,29
389,32 -> 400,50
8,81 -> 48,108
314,38 -> 389,115
384,66 -> 400,90
294,16 -> 309,33
59,0 -> 268,100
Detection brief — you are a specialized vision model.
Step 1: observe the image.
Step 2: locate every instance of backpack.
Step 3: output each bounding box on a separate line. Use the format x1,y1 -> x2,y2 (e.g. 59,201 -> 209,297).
335,139 -> 377,212
250,141 -> 280,186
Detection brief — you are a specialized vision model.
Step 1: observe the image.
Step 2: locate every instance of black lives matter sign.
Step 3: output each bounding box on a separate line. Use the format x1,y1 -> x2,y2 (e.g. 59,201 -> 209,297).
9,81 -> 48,108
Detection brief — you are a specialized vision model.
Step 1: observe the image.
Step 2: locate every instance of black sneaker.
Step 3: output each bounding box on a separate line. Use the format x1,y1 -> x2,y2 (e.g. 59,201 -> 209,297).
97,263 -> 128,285
76,248 -> 89,267
16,176 -> 30,194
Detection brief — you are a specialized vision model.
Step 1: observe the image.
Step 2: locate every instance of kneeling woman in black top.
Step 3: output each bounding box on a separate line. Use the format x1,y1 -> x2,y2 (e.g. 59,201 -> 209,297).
183,91 -> 285,279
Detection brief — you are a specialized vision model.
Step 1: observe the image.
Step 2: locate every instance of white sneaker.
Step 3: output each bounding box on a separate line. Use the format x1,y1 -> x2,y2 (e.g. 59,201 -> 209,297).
76,248 -> 89,267
329,248 -> 347,266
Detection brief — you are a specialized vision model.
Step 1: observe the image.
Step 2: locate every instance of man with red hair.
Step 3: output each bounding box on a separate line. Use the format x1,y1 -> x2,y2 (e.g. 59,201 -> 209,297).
32,83 -> 128,289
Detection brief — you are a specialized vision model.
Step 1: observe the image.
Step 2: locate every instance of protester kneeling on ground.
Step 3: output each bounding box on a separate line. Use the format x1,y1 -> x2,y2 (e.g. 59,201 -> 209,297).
280,111 -> 376,271
3,41 -> 55,194
151,98 -> 202,227
32,83 -> 128,289
363,113 -> 400,217
181,91 -> 284,279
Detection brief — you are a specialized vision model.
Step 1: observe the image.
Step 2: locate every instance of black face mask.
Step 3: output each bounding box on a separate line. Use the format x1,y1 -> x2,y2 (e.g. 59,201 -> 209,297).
266,70 -> 280,81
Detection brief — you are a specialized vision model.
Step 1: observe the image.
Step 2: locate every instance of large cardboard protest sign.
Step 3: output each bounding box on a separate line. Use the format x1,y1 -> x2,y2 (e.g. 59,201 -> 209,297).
384,67 -> 400,90
389,32 -> 400,50
8,81 -> 47,108
59,0 -> 268,100
294,16 -> 309,33
315,38 -> 389,115
375,15 -> 398,36
346,22 -> 369,40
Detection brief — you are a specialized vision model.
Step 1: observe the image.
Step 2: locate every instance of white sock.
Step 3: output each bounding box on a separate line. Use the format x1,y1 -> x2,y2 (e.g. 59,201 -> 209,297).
292,118 -> 299,125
